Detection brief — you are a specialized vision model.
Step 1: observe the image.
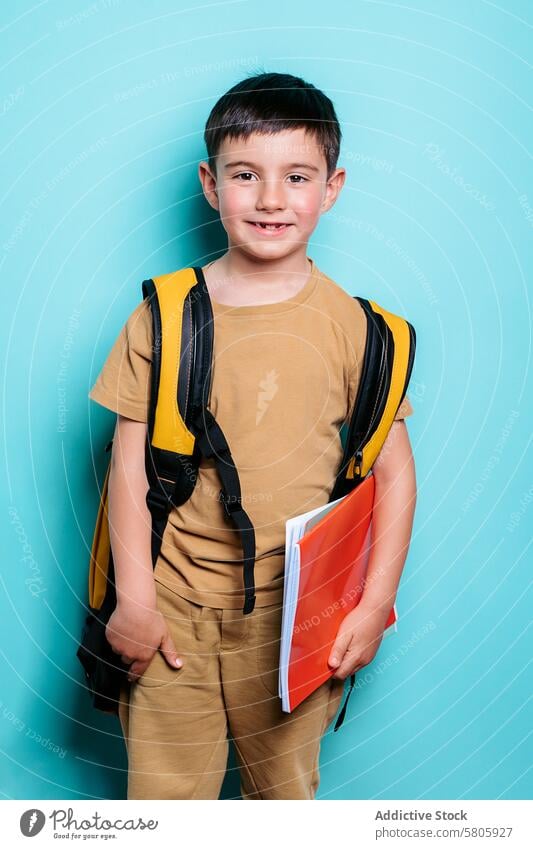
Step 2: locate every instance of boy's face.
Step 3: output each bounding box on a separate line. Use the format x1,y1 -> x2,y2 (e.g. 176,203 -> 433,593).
198,128 -> 345,261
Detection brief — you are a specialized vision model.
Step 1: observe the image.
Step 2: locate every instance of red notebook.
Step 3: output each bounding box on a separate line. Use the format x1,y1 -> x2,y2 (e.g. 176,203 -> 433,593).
279,473 -> 397,712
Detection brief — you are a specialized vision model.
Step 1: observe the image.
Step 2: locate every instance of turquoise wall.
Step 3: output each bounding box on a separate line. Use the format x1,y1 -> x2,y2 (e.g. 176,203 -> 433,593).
1,0 -> 531,800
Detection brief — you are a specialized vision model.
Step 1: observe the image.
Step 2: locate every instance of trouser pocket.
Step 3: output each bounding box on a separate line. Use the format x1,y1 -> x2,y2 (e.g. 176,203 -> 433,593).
254,603 -> 283,697
136,581 -> 196,689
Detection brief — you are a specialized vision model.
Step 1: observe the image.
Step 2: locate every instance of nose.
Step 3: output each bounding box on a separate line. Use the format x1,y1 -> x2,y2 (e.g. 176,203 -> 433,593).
256,178 -> 286,210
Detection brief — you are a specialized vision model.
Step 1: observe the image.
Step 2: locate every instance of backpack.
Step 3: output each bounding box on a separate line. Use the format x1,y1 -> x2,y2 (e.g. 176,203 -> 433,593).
77,266 -> 416,728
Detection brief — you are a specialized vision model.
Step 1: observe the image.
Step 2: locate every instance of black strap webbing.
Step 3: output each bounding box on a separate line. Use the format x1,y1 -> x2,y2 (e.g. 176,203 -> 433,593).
334,673 -> 356,732
145,476 -> 177,567
191,407 -> 257,615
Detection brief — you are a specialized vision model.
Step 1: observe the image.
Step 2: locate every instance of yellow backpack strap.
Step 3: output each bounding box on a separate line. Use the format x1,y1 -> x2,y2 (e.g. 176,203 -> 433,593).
141,266 -> 214,569
357,299 -> 415,475
88,456 -> 111,610
145,267 -> 199,454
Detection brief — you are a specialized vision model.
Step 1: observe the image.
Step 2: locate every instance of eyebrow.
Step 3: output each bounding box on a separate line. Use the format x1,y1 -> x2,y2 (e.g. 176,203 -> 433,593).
223,160 -> 320,173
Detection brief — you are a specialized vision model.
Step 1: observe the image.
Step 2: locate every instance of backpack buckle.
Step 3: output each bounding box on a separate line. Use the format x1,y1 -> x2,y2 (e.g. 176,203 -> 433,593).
146,486 -> 172,517
353,448 -> 363,477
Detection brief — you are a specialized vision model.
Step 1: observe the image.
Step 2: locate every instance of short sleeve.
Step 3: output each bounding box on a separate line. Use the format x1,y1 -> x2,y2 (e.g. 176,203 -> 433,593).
394,393 -> 414,420
88,298 -> 152,422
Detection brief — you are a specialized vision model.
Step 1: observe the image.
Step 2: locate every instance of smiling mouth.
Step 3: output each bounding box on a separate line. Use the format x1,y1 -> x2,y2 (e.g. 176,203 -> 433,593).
247,222 -> 293,231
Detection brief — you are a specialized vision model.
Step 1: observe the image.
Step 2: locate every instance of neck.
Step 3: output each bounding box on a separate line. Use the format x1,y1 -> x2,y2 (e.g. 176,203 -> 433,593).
203,250 -> 312,307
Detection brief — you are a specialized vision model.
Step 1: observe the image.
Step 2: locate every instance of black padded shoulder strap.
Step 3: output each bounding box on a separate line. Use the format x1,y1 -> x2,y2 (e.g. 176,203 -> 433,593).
331,295 -> 415,502
330,297 -> 392,501
189,266 -> 257,614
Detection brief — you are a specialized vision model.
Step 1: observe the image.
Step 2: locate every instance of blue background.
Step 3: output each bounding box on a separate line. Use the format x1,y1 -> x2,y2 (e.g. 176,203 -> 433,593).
0,0 -> 531,801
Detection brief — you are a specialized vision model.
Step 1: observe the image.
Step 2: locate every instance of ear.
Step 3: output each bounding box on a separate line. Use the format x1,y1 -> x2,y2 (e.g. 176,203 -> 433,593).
198,160 -> 219,212
321,166 -> 346,214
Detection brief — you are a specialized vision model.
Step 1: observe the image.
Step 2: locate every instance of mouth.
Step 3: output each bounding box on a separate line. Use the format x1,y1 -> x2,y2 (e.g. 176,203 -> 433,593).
246,221 -> 293,234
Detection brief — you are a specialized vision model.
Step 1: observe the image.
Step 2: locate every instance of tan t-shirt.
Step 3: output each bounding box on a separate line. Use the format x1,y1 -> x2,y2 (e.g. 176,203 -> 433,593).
89,258 -> 413,608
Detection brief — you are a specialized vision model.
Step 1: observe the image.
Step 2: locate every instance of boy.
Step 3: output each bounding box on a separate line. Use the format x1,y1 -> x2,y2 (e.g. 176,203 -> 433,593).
88,71 -> 417,800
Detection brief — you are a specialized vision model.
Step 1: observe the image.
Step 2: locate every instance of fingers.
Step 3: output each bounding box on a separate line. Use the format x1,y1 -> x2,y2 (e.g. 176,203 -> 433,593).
125,648 -> 182,684
119,628 -> 185,684
159,630 -> 183,670
331,665 -> 358,681
127,661 -> 147,683
333,652 -> 363,680
328,634 -> 350,668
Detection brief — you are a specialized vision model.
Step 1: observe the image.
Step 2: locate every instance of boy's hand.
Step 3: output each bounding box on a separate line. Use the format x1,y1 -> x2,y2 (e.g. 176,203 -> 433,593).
327,604 -> 390,681
105,603 -> 183,683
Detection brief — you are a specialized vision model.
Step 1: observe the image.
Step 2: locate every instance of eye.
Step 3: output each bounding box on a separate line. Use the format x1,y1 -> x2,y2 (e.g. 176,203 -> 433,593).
232,172 -> 308,183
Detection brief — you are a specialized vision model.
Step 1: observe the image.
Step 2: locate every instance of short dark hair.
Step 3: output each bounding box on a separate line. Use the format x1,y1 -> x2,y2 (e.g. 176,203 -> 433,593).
203,71 -> 342,180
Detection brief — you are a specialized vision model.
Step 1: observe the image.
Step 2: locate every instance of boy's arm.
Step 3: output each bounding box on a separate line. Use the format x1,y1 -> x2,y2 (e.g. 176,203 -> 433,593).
328,420 -> 417,678
105,413 -> 183,680
107,413 -> 157,612
356,419 -> 417,615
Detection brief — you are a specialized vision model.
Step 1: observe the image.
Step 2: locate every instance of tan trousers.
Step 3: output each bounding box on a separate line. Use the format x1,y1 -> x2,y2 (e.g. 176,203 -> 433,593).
117,578 -> 346,800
